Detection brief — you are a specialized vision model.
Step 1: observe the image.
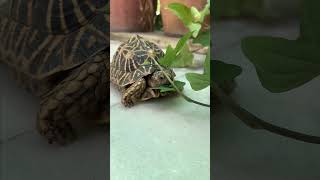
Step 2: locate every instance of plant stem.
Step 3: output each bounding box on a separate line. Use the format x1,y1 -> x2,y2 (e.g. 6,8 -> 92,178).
152,59 -> 210,108
212,82 -> 320,144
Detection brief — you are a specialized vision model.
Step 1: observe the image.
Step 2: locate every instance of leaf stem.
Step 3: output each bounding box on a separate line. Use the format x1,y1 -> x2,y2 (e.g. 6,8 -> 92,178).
212,82 -> 320,144
152,59 -> 210,107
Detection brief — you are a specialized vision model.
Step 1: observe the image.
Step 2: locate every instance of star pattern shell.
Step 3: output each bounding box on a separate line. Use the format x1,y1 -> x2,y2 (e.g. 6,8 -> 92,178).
0,0 -> 109,79
111,35 -> 165,87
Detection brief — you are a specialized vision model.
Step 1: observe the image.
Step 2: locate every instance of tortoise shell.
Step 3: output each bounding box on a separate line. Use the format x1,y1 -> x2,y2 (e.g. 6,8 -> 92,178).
0,0 -> 109,80
110,35 -> 165,87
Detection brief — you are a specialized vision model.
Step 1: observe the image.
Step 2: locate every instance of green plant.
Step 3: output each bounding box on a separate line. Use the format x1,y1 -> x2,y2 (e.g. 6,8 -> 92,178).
164,0 -> 214,91
166,0 -> 210,37
155,0 -> 320,143
225,0 -> 320,144
152,0 -> 212,107
242,0 -> 320,93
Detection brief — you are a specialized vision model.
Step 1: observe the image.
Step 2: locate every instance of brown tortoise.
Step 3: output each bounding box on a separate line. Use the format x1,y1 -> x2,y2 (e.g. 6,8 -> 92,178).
0,0 -> 109,145
111,35 -> 176,107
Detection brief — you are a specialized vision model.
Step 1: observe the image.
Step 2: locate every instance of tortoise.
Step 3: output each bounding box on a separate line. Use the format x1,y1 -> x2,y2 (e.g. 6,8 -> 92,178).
0,0 -> 109,145
110,35 -> 176,107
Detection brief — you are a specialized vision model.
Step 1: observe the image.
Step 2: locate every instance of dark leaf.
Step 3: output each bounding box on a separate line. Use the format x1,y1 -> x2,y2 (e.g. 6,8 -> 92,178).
241,36 -> 320,92
211,60 -> 242,83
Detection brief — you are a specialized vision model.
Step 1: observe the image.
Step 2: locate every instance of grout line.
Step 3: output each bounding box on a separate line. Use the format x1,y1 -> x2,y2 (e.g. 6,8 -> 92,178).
4,130 -> 35,143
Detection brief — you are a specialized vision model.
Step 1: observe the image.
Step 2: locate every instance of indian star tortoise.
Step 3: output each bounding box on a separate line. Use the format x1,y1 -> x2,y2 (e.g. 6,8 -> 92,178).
0,0 -> 109,145
110,35 -> 176,107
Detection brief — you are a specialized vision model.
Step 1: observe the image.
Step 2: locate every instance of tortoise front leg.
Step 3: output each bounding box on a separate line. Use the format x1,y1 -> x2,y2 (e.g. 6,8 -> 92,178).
37,56 -> 108,145
121,78 -> 146,107
139,88 -> 177,102
140,88 -> 160,101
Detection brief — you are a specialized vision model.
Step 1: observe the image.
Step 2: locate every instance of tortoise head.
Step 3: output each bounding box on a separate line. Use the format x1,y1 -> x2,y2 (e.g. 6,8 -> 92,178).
147,68 -> 176,88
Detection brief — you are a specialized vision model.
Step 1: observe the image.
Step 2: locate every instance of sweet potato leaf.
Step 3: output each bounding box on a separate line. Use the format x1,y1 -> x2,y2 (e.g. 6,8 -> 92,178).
242,36 -> 320,92
186,51 -> 211,91
167,3 -> 193,26
241,0 -> 320,93
211,60 -> 242,83
159,31 -> 194,67
170,44 -> 193,67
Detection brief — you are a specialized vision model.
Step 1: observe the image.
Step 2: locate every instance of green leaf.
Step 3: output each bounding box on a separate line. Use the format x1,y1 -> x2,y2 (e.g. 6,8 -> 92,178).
185,51 -> 211,91
159,32 -> 194,67
198,2 -> 210,23
186,73 -> 210,91
152,80 -> 186,92
241,36 -> 320,92
167,3 -> 202,37
191,7 -> 201,21
298,0 -> 320,45
187,23 -> 202,37
175,31 -> 193,53
204,51 -> 210,75
211,60 -> 242,83
167,3 -> 193,27
159,45 -> 176,67
193,31 -> 210,46
170,44 -> 194,68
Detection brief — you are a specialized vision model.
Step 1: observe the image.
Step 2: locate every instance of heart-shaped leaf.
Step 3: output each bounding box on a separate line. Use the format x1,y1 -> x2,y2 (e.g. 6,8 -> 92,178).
186,51 -> 211,91
241,0 -> 320,93
159,45 -> 176,67
167,3 -> 208,37
167,3 -> 193,27
211,60 -> 242,83
186,73 -> 210,91
242,36 -> 320,92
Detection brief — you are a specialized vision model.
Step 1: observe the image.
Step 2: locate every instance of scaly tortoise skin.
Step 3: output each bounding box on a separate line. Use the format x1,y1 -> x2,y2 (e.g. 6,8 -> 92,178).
0,0 -> 109,145
111,35 -> 176,107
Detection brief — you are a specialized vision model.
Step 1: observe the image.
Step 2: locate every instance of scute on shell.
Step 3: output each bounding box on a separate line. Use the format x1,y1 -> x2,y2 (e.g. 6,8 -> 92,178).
111,35 -> 165,87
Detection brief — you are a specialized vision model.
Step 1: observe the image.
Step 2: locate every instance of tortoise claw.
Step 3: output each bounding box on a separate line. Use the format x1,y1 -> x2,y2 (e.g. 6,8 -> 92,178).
38,120 -> 76,145
122,98 -> 134,107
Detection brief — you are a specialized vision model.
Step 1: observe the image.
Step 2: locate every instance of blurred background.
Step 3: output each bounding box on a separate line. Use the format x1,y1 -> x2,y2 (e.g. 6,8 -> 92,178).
213,0 -> 320,180
215,0 -> 300,20
110,0 -> 209,53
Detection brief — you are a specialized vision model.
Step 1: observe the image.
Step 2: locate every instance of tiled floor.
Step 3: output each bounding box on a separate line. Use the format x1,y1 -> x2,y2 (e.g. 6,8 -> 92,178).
213,20 -> 320,180
110,40 -> 210,180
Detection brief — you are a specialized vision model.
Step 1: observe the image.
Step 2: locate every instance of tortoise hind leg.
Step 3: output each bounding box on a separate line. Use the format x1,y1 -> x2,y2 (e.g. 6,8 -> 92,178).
37,55 -> 109,145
